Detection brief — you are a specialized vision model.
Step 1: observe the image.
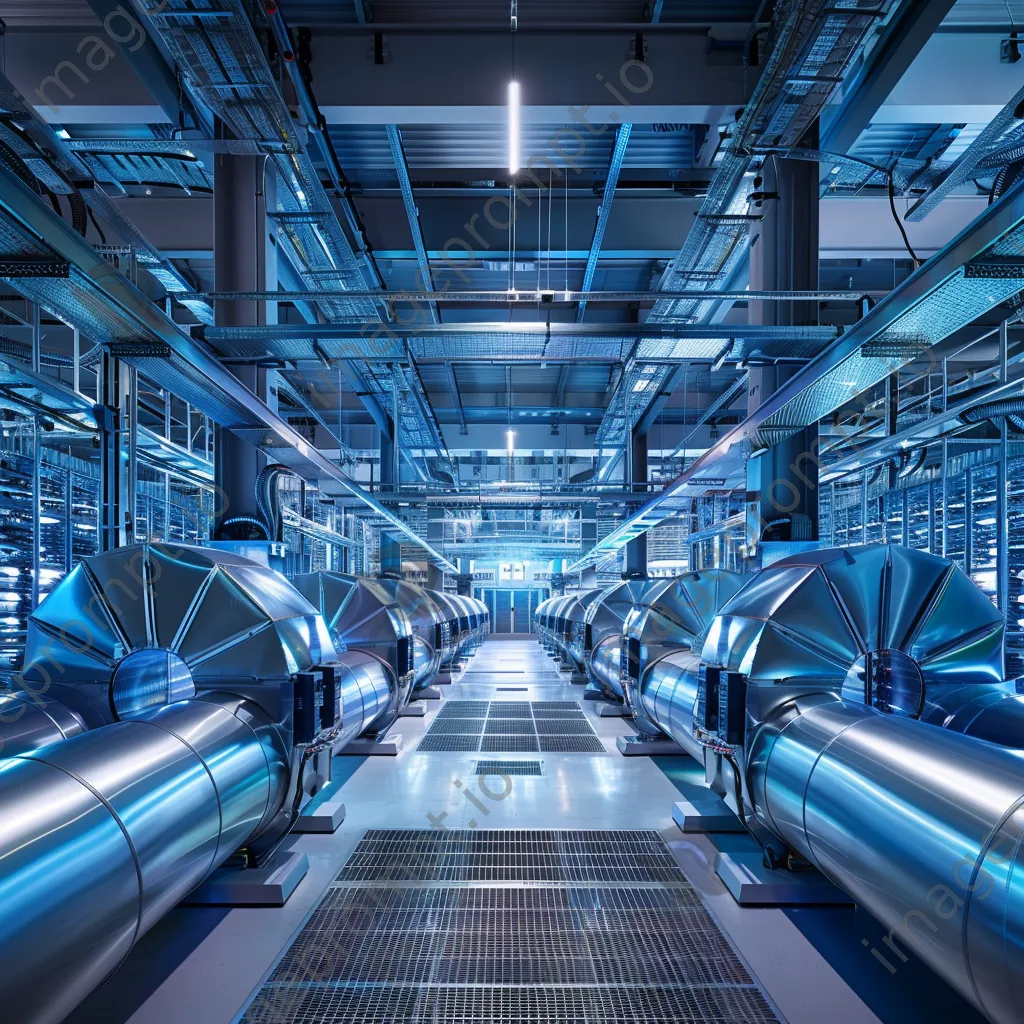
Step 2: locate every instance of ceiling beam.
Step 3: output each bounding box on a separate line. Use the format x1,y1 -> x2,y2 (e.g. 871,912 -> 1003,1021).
566,170 -> 1024,571
577,124 -> 632,322
385,124 -> 439,323
204,322 -> 838,342
819,0 -> 957,158
0,156 -> 456,571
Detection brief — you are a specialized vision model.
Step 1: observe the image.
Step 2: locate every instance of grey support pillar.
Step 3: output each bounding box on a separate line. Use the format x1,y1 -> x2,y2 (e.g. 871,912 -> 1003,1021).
456,558 -> 473,596
581,502 -> 598,588
213,153 -> 278,538
380,535 -> 403,576
425,508 -> 445,588
97,352 -> 135,551
624,428 -> 648,577
745,142 -> 820,559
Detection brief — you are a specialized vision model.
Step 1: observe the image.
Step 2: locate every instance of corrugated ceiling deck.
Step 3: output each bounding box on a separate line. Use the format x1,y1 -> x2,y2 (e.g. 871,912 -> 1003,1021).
240,829 -> 781,1023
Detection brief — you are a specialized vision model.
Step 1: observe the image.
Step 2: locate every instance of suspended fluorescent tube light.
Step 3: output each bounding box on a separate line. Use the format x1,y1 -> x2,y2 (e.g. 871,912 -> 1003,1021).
507,429 -> 516,455
508,80 -> 520,174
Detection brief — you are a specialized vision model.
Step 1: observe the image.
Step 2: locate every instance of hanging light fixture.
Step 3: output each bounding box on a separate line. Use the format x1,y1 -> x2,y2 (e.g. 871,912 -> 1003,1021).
508,80 -> 520,175
508,0 -> 519,176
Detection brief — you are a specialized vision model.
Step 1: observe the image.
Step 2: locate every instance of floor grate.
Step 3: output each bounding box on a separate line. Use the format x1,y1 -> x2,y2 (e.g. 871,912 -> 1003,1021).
240,831 -> 781,1023
474,759 -> 543,776
419,702 -> 603,753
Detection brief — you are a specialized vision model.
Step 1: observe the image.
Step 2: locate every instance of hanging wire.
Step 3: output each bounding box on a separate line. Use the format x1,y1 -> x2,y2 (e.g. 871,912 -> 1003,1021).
546,164 -> 553,290
564,152 -> 569,290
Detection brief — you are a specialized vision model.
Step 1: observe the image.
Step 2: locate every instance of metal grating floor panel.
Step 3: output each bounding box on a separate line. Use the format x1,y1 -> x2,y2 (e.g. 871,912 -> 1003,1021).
417,734 -> 483,752
474,760 -> 543,776
480,735 -> 541,752
241,831 -> 780,1024
419,702 -> 603,753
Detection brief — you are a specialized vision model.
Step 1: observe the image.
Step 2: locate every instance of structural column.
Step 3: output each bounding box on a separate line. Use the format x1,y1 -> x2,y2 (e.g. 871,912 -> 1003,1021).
425,508 -> 445,588
456,557 -> 473,596
213,153 -> 278,538
624,427 -> 648,577
97,351 -> 134,552
745,145 -> 820,558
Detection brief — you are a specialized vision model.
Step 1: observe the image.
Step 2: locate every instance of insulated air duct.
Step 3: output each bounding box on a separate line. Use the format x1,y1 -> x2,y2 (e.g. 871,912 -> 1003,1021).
0,545 -> 400,1024
643,543 -> 1023,1024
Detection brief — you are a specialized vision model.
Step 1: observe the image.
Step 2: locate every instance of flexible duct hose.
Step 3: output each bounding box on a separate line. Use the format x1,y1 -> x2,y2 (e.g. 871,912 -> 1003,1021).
255,463 -> 298,542
960,396 -> 1024,423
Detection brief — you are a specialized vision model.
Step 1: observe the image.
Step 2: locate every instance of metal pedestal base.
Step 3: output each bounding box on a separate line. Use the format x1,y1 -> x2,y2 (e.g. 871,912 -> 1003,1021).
715,850 -> 854,906
399,704 -> 427,717
434,672 -> 453,685
616,734 -> 688,756
339,734 -> 403,756
598,703 -> 630,717
293,782 -> 347,834
415,686 -> 442,700
183,851 -> 309,907
569,672 -> 588,685
672,793 -> 744,833
583,687 -> 606,702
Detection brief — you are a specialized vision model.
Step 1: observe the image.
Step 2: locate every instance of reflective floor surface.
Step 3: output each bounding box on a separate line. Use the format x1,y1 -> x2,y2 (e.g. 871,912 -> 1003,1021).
66,639 -> 985,1024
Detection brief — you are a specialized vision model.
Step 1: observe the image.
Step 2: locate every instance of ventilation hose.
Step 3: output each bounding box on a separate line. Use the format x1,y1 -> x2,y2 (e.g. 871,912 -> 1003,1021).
960,396 -> 1024,423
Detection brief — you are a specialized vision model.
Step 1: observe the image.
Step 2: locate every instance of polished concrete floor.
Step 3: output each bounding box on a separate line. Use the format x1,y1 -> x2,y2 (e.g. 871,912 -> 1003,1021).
68,638 -> 986,1024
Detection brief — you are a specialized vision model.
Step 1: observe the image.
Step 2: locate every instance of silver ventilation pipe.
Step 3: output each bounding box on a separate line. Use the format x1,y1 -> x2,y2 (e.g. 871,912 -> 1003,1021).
0,694 -> 289,1024
0,545 -> 403,1023
748,693 -> 1024,1024
641,544 -> 1024,1024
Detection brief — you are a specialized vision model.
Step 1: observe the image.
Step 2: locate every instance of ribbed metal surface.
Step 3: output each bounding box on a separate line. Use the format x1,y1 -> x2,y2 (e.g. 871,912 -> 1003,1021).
421,702 -> 601,753
241,830 -> 779,1023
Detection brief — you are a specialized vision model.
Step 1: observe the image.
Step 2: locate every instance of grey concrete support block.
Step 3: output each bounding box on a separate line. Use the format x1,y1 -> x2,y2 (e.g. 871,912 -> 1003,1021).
183,851 -> 309,907
715,850 -> 854,906
339,734 -> 403,755
616,734 -> 688,756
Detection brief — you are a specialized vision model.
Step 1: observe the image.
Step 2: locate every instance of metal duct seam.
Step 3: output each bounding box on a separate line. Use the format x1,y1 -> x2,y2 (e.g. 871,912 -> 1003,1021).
748,695 -> 1024,1024
0,695 -> 282,1024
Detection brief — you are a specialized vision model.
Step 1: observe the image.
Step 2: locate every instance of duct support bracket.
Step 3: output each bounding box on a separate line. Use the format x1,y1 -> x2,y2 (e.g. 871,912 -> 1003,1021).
672,792 -> 746,833
182,851 -> 310,907
715,848 -> 853,906
339,735 -> 403,756
292,783 -> 347,834
616,734 -> 689,756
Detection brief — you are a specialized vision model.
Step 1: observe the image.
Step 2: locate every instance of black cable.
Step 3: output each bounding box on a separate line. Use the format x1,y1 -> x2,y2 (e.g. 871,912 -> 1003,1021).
87,207 -> 107,245
887,174 -> 921,269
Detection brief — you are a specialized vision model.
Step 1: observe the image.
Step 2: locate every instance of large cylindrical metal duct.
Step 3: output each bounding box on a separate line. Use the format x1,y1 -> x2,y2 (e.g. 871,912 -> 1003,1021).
0,691 -> 86,757
637,651 -> 704,757
642,544 -> 1021,1024
427,589 -> 468,663
626,569 -> 746,729
563,589 -> 604,670
291,571 -> 412,726
747,693 -> 1024,1024
0,694 -> 287,1024
583,579 -> 671,696
373,577 -> 444,688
